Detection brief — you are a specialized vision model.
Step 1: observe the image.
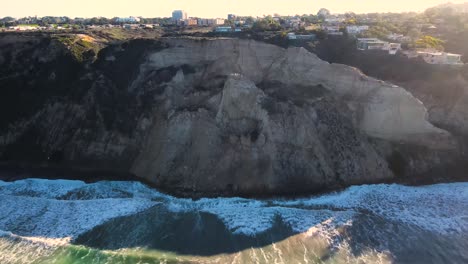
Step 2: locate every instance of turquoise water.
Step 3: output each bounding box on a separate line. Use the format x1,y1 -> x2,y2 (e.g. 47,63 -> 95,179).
0,179 -> 467,263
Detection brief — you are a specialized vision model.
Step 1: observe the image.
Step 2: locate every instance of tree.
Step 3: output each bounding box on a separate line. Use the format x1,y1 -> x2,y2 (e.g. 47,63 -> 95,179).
317,8 -> 331,19
415,35 -> 445,50
252,17 -> 281,32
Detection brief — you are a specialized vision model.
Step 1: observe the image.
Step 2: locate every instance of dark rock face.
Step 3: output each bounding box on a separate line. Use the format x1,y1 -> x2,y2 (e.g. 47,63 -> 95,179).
0,34 -> 466,197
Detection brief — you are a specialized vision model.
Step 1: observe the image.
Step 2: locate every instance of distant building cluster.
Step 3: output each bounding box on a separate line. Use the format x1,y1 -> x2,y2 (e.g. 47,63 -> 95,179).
0,7 -> 464,66
170,10 -> 230,29
116,16 -> 140,23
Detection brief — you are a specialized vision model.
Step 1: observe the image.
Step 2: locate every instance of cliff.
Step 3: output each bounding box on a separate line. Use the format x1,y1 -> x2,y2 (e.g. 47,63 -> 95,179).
0,34 -> 465,196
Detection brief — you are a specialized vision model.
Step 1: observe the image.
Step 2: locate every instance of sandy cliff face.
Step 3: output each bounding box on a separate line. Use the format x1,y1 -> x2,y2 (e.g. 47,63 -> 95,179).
131,73 -> 391,194
0,36 -> 464,196
149,39 -> 452,148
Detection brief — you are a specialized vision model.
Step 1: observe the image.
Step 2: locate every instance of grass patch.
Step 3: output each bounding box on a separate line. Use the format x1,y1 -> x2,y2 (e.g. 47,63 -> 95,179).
17,24 -> 39,27
55,34 -> 102,62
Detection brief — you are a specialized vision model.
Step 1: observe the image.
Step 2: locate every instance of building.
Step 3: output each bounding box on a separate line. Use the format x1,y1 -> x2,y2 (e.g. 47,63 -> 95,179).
116,16 -> 140,23
387,33 -> 410,42
172,10 -> 188,22
214,26 -> 242,33
385,43 -> 402,55
357,38 -> 401,55
416,51 -> 463,65
286,18 -> 305,30
287,33 -> 316,40
181,18 -> 197,26
228,14 -> 236,20
198,18 -> 225,26
357,38 -> 388,50
9,25 -> 38,31
324,16 -> 345,25
346,25 -> 369,35
123,24 -> 139,29
323,25 -> 343,35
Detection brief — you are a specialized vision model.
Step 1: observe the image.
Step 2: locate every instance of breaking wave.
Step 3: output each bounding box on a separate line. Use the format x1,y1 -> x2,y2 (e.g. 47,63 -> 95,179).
0,179 -> 467,263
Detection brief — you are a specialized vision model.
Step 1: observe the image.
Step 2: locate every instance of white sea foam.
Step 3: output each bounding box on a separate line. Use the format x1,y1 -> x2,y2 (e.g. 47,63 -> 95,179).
0,179 -> 467,240
275,183 -> 468,234
0,194 -> 157,238
0,179 -> 86,198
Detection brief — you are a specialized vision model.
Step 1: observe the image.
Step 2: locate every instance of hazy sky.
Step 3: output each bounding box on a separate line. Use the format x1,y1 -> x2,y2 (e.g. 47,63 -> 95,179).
2,0 -> 467,18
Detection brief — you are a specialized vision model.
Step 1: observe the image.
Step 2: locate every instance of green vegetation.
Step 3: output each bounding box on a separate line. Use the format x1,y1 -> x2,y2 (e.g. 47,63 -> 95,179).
252,16 -> 281,32
55,35 -> 101,62
415,35 -> 445,50
101,28 -> 129,40
17,24 -> 39,27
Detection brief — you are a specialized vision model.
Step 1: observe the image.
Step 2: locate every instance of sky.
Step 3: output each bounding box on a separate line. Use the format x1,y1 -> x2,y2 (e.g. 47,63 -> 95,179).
1,0 -> 467,19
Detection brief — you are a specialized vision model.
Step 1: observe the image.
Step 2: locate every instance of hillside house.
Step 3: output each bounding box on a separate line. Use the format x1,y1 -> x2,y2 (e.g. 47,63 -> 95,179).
357,38 -> 401,55
346,25 -> 369,34
323,25 -> 343,35
287,33 -> 316,40
418,52 -> 463,65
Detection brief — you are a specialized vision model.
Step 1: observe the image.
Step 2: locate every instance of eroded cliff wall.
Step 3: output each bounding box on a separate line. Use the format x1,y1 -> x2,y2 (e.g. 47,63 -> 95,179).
0,35 -> 464,196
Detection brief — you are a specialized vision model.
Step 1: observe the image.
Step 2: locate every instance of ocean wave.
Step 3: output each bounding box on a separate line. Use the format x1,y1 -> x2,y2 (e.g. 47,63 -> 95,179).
0,179 -> 467,240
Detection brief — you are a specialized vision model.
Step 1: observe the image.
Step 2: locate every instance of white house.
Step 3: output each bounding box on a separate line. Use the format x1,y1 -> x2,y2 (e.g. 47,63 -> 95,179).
287,33 -> 316,40
357,38 -> 401,55
323,25 -> 343,35
286,18 -> 305,29
325,16 -> 345,24
417,51 -> 463,65
116,16 -> 140,23
384,43 -> 402,55
387,33 -> 412,43
346,25 -> 369,34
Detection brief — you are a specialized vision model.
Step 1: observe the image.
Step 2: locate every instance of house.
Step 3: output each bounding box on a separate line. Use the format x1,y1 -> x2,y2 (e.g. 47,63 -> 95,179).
214,26 -> 242,33
324,16 -> 345,24
143,24 -> 159,29
215,26 -> 233,32
417,51 -> 463,65
323,25 -> 343,35
16,25 -> 38,31
182,19 -> 198,26
286,18 -> 305,30
287,33 -> 316,40
197,18 -> 225,26
357,38 -> 401,55
385,43 -> 402,55
116,16 -> 140,23
123,24 -> 139,29
346,25 -> 369,35
387,33 -> 411,42
357,38 -> 388,50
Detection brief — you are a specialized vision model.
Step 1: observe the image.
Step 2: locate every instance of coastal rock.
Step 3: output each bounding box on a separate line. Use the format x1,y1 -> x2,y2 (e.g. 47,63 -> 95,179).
0,35 -> 464,196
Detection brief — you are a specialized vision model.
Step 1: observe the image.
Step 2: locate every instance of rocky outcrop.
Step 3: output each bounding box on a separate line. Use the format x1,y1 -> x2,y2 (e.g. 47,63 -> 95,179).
131,74 -> 391,195
0,35 -> 464,197
149,39 -> 453,148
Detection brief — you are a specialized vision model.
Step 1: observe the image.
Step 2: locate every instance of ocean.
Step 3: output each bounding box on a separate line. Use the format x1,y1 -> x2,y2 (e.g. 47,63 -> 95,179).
0,179 -> 467,263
